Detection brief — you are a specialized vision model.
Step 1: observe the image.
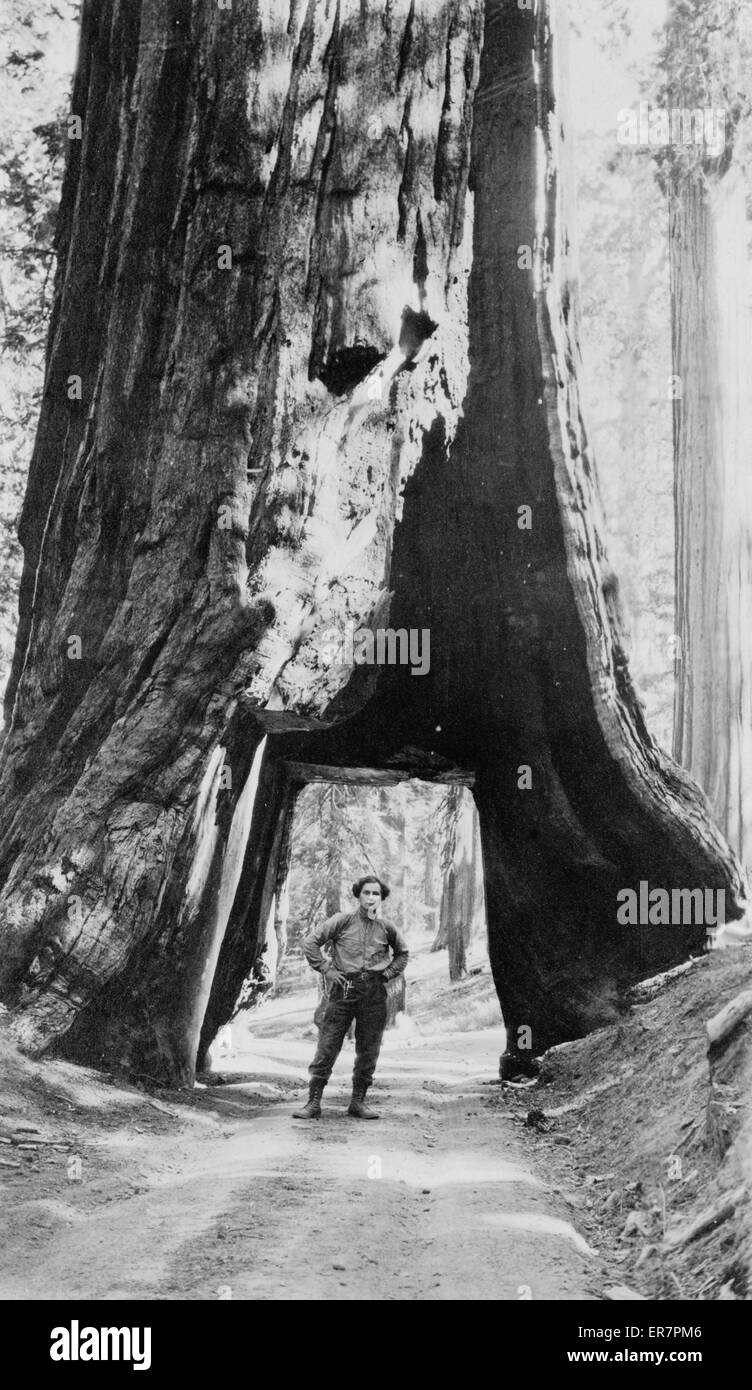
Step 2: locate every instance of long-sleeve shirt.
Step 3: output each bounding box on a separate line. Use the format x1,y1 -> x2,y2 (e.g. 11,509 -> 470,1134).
302,907 -> 409,982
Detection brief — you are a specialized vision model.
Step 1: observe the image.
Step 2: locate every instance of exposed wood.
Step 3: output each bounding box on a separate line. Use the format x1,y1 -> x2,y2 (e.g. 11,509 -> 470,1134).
282,762 -> 476,788
198,748 -> 297,1067
706,990 -> 752,1050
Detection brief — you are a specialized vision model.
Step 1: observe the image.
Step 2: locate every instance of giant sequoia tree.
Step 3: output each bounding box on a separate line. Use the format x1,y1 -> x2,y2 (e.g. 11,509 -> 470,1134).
664,0 -> 752,870
0,0 -> 745,1086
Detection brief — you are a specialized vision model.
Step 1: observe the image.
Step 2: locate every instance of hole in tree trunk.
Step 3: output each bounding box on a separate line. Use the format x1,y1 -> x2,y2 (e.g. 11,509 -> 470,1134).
315,344 -> 386,395
198,772 -> 502,1082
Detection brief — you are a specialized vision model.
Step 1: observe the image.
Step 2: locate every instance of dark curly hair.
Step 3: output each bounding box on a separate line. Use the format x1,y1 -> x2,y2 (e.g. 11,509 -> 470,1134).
352,875 -> 390,900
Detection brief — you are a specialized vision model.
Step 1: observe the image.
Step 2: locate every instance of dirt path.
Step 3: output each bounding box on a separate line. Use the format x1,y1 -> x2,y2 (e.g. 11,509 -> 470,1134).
0,1023 -> 607,1301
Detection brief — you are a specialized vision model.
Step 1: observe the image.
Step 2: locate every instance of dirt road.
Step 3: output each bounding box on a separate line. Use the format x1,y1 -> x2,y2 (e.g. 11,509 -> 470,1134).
1,1021 -> 604,1301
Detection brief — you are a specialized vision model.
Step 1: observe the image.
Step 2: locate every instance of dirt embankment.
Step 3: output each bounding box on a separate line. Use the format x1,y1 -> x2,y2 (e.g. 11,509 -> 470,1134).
496,945 -> 752,1301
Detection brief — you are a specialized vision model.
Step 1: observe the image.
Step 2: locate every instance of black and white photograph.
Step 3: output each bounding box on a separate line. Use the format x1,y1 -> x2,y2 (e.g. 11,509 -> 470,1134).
0,0 -> 751,1339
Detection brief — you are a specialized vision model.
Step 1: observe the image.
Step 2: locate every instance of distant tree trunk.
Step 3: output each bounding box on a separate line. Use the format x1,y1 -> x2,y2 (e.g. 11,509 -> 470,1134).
670,167 -> 752,868
0,0 -> 746,1085
272,792 -> 293,968
666,0 -> 752,870
432,787 -> 458,953
431,909 -> 448,953
434,787 -> 476,978
449,792 -> 478,978
469,801 -> 485,940
446,870 -> 467,981
324,789 -> 344,917
434,869 -> 452,955
400,786 -> 410,936
423,833 -> 439,909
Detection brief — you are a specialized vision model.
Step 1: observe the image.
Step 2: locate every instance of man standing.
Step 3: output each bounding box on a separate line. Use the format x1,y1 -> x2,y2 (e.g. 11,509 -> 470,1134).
293,876 -> 409,1120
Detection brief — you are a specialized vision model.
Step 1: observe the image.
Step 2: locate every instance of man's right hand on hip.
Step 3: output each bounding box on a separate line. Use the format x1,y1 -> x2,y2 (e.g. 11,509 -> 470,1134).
323,967 -> 347,988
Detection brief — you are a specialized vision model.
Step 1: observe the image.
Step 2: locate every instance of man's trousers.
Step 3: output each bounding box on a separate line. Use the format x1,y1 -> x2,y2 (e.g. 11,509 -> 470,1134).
309,972 -> 387,1090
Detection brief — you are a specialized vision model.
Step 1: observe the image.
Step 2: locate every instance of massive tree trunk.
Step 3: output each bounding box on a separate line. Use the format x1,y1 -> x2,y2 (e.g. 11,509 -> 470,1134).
666,0 -> 752,870
0,0 -> 745,1086
670,165 -> 752,869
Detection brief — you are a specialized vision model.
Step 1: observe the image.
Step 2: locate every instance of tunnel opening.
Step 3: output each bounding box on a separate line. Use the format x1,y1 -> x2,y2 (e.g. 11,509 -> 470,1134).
197,765 -> 507,1101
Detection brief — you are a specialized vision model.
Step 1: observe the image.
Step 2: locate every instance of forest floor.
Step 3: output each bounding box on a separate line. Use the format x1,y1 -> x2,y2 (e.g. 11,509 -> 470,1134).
0,944 -> 749,1301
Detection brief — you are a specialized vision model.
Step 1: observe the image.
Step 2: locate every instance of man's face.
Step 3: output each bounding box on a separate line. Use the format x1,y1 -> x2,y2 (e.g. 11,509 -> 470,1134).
359,882 -> 382,917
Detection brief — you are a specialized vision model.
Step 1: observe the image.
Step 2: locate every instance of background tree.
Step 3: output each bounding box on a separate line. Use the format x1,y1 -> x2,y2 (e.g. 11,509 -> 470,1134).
662,0 -> 752,870
284,779 -> 447,953
0,3 -> 79,707
431,786 -> 484,980
570,0 -> 676,751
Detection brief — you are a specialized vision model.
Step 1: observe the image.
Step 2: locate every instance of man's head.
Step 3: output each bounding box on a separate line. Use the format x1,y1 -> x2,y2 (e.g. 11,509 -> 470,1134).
352,876 -> 390,917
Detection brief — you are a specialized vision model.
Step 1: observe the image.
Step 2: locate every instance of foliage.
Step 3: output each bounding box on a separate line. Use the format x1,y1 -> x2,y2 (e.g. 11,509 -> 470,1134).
0,2 -> 78,712
284,780 -> 450,947
571,11 -> 676,750
657,0 -> 752,182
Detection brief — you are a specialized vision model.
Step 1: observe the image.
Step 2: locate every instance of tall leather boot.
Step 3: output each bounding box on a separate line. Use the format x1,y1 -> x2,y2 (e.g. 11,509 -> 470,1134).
293,1080 -> 325,1119
347,1086 -> 380,1119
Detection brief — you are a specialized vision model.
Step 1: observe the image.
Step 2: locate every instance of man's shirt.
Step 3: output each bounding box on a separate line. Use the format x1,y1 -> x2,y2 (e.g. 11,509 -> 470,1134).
302,908 -> 409,981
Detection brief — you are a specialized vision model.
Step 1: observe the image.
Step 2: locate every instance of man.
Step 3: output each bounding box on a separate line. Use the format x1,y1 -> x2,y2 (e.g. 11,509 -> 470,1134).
293,875 -> 409,1120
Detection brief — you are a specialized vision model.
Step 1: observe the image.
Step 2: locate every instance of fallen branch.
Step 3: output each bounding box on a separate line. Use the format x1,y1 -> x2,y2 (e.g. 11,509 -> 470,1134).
0,1135 -> 69,1147
540,1075 -> 620,1118
146,1098 -> 181,1116
627,957 -> 705,1004
663,1185 -> 747,1252
706,991 -> 752,1050
675,1118 -> 701,1151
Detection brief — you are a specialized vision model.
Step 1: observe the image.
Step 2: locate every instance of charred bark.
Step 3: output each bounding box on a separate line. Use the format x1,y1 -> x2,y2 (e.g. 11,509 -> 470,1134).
0,0 -> 745,1084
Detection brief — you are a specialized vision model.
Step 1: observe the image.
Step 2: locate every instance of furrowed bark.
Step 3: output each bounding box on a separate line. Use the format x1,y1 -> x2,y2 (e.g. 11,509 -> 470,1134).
0,0 -> 484,1080
670,167 -> 752,869
0,0 -> 745,1083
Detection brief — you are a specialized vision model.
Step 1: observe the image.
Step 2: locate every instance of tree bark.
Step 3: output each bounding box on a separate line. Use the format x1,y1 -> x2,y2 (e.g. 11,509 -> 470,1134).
433,784 -> 475,978
670,165 -> 752,869
0,0 -> 746,1084
446,868 -> 467,981
423,828 -> 439,909
431,789 -> 455,953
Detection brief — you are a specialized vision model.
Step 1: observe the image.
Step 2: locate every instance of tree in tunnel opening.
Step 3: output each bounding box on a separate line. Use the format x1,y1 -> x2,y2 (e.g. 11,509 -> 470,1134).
0,0 -> 746,1087
431,785 -> 485,982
